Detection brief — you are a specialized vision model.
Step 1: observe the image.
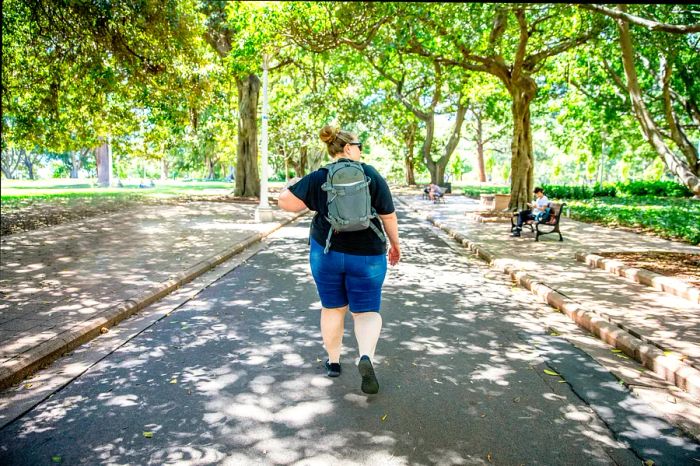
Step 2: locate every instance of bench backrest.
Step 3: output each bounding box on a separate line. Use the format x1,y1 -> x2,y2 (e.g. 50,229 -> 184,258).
546,202 -> 566,224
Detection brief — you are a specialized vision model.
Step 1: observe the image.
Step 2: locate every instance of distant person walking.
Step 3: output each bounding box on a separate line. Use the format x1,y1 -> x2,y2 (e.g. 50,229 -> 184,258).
278,125 -> 400,394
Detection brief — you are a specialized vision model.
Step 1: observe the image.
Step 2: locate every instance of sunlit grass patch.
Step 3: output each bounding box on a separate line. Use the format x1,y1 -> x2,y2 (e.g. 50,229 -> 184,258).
566,197 -> 700,245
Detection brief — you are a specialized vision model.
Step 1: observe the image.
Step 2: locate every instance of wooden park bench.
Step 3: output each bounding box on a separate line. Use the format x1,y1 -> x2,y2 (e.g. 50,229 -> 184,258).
510,202 -> 566,241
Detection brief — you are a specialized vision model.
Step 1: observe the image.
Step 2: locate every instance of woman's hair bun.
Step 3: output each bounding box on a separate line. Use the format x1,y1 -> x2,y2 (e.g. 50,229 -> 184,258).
319,125 -> 339,144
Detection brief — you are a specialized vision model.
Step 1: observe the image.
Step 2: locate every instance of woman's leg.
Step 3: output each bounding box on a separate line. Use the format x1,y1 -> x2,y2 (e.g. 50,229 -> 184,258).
321,306 -> 347,363
351,311 -> 382,361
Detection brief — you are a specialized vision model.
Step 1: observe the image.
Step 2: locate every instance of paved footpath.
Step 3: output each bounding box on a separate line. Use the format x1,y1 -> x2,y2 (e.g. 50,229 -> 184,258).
0,201 -> 304,389
397,194 -> 700,396
1,210 -> 698,464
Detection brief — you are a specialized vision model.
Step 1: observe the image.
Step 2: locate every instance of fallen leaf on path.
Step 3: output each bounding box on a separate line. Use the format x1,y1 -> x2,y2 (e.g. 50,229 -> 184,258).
611,349 -> 622,353
170,379 -> 177,384
549,331 -> 560,336
543,369 -> 559,376
51,455 -> 62,463
513,397 -> 521,403
143,432 -> 153,438
615,354 -> 630,360
644,460 -> 655,466
381,414 -> 388,422
25,383 -> 33,389
558,380 -> 567,383
100,327 -> 109,334
486,452 -> 493,463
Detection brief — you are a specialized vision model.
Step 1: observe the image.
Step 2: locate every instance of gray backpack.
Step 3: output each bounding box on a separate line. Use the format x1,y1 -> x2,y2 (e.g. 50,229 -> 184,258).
320,159 -> 386,253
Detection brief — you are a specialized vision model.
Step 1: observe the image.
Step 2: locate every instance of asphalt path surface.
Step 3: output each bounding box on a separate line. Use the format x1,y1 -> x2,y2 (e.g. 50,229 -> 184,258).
1,207 -> 697,465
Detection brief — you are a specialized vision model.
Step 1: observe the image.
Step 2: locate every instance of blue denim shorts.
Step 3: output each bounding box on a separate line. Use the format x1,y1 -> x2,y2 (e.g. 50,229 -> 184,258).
309,238 -> 387,312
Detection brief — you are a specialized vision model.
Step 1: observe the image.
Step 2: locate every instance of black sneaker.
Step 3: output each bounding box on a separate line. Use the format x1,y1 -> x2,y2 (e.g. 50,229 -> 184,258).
511,230 -> 521,237
358,355 -> 379,394
325,360 -> 341,377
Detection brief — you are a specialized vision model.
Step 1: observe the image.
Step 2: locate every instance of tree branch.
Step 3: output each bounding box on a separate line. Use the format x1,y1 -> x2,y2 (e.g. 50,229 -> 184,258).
525,32 -> 594,69
661,54 -> 698,167
580,4 -> 700,34
366,55 -> 430,121
601,57 -> 628,95
512,9 -> 529,81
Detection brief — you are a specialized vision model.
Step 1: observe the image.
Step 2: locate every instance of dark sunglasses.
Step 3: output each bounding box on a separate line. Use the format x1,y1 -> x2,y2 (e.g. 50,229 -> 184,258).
348,142 -> 363,151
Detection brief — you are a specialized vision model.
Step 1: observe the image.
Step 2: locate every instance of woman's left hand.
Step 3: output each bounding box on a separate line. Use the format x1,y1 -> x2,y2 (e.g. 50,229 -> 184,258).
388,244 -> 401,266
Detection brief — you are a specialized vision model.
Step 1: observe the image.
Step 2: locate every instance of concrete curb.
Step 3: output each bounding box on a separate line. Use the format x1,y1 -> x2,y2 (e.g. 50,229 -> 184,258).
0,210 -> 308,390
575,251 -> 700,304
399,198 -> 700,398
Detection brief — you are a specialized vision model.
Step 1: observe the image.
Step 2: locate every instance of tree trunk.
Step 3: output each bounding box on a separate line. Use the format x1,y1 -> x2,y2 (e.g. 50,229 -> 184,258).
96,140 -> 112,187
1,148 -> 21,179
616,7 -> 700,195
421,117 -> 437,183
508,80 -> 537,210
161,158 -> 168,180
404,123 -> 416,185
235,74 -> 261,197
206,155 -> 216,180
475,114 -> 487,182
22,150 -> 35,180
70,151 -> 80,178
661,56 -> 699,172
421,104 -> 466,185
432,102 -> 467,185
292,146 -> 308,177
477,141 -> 486,183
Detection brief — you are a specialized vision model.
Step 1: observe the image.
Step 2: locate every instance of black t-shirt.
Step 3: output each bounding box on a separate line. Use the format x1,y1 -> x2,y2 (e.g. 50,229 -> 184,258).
288,162 -> 395,255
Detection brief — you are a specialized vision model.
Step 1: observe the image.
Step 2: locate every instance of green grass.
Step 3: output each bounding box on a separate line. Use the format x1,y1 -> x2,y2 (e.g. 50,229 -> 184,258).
0,179 -> 243,212
566,196 -> 700,245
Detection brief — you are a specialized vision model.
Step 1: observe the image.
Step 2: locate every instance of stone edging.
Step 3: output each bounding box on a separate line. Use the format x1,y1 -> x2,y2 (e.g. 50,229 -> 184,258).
575,251 -> 700,304
0,210 -> 309,390
397,198 -> 700,398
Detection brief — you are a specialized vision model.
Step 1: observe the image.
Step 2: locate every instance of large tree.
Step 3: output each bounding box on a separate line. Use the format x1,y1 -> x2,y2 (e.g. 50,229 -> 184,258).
397,3 -> 600,208
2,0 -> 200,181
582,4 -> 700,196
202,1 -> 295,197
284,3 -> 600,207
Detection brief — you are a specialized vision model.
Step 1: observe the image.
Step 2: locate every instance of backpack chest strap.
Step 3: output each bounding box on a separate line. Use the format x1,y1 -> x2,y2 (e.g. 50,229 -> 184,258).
321,177 -> 371,196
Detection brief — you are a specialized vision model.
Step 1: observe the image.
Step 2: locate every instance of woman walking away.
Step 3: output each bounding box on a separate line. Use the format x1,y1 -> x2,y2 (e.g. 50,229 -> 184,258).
278,125 -> 400,394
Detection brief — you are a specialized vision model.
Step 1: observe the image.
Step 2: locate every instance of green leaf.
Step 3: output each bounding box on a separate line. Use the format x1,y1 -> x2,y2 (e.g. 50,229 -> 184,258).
543,369 -> 559,376
51,456 -> 62,463
143,431 -> 153,438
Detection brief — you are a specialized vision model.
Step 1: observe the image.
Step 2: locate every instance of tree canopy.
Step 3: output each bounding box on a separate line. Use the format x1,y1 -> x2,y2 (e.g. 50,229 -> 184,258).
2,1 -> 699,201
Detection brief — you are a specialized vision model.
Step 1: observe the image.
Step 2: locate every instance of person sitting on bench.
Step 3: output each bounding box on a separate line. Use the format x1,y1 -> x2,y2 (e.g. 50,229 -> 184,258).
428,183 -> 443,202
512,187 -> 549,237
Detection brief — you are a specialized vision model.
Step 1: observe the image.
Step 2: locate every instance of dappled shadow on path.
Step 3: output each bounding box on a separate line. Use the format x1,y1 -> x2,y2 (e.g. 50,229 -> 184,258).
0,202 -> 287,360
1,216 -> 697,465
418,195 -> 700,364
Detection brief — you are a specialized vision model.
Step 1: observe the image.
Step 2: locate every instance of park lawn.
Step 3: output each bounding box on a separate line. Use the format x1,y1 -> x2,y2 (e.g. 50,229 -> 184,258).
565,196 -> 700,245
0,179 -> 288,235
1,179 -> 288,213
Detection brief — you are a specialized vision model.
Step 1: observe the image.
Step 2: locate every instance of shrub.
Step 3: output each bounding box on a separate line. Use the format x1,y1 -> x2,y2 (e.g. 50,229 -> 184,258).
462,186 -> 509,198
615,180 -> 691,197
